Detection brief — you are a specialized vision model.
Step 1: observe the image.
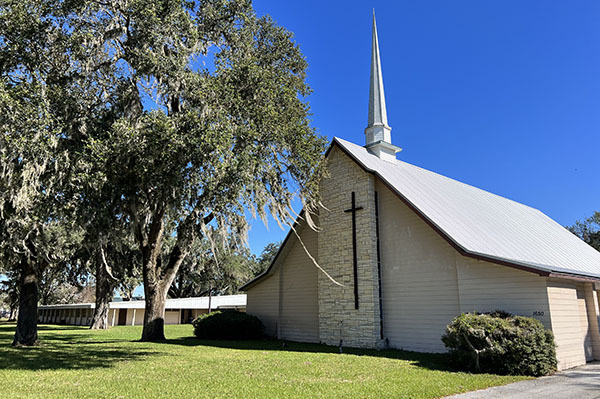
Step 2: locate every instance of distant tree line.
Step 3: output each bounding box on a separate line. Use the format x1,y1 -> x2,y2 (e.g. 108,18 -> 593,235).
567,211 -> 600,252
0,0 -> 325,346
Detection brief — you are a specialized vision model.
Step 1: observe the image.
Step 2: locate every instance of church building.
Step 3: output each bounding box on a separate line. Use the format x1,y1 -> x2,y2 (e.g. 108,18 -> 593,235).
241,15 -> 600,371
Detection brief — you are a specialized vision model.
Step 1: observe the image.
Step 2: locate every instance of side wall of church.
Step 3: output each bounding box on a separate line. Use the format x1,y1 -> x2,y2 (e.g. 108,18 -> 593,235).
376,177 -> 552,353
376,178 -> 461,352
246,271 -> 280,337
245,221 -> 320,342
279,223 -> 320,343
456,257 -> 551,329
317,147 -> 382,348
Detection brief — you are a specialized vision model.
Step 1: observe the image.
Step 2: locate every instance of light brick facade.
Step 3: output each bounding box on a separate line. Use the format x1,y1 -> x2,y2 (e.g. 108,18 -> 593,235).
316,146 -> 383,348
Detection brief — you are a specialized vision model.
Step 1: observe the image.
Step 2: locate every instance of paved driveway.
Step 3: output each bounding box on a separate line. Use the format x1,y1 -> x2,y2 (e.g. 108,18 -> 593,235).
446,362 -> 600,399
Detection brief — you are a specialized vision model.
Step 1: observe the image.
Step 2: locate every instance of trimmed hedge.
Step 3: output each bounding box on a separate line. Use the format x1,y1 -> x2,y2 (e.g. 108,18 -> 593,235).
442,311 -> 557,376
192,310 -> 263,340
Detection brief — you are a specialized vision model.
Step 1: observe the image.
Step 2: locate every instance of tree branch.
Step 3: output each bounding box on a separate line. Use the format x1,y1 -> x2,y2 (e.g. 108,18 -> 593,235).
100,245 -> 118,283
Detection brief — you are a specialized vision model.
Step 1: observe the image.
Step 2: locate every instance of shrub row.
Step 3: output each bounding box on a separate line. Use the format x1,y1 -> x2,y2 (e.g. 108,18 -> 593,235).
192,310 -> 263,340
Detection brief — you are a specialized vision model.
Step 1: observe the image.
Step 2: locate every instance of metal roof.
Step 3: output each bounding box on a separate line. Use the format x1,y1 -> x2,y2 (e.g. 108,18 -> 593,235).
39,294 -> 247,310
334,137 -> 600,279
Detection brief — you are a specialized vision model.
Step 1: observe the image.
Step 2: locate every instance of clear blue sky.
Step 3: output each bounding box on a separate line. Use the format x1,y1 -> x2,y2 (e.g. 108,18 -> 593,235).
245,0 -> 600,254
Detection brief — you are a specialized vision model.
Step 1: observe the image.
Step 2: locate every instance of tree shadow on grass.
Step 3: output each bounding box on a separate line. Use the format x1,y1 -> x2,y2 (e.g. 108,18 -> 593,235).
0,343 -> 159,371
0,322 -> 158,371
0,323 -> 93,343
163,335 -> 458,373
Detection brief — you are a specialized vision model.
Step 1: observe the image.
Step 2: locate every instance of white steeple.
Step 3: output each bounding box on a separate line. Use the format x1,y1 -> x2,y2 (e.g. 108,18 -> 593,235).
364,11 -> 402,163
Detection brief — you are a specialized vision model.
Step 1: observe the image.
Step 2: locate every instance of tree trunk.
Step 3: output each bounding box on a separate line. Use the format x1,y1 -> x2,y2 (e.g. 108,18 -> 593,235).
135,208 -> 189,341
90,294 -> 111,329
90,249 -> 117,329
140,245 -> 185,341
12,259 -> 39,346
141,283 -> 167,341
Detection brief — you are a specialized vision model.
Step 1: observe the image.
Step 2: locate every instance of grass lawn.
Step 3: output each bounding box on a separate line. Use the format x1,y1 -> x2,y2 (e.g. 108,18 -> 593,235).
0,322 -> 527,399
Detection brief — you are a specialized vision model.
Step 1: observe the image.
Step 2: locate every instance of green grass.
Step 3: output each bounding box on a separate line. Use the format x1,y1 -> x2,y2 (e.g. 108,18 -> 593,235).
0,322 -> 527,399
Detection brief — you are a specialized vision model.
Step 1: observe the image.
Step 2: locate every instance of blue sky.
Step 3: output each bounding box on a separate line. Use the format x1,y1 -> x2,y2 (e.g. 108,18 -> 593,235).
245,0 -> 600,254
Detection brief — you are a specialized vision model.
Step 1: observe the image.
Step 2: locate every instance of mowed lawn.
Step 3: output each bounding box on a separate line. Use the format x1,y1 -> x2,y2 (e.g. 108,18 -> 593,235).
0,322 -> 527,399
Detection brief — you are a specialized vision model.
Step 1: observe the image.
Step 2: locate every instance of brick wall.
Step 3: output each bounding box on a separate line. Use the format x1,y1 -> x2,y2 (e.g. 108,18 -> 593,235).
317,146 -> 383,348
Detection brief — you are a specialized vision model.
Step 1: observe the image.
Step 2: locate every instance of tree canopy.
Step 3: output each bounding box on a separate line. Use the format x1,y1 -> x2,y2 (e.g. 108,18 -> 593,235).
169,240 -> 279,299
71,0 -> 327,341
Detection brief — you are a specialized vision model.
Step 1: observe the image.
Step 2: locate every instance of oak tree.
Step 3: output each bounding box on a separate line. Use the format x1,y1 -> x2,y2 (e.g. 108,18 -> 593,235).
77,0 -> 327,341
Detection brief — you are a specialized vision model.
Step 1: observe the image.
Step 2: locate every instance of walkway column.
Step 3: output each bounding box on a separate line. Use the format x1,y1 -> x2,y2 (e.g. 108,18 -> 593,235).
132,309 -> 136,326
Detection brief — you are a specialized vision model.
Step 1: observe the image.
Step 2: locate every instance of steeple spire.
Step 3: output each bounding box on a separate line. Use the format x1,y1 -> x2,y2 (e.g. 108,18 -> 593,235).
367,10 -> 388,131
365,10 -> 401,163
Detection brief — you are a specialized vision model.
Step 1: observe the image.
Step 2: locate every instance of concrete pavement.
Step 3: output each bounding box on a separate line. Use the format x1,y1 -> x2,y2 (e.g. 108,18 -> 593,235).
446,362 -> 600,399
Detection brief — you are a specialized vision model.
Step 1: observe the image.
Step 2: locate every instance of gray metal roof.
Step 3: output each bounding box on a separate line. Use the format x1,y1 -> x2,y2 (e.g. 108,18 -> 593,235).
335,137 -> 600,279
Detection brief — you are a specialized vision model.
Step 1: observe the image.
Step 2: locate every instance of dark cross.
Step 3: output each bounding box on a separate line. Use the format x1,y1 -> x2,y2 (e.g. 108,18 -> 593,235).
344,191 -> 363,309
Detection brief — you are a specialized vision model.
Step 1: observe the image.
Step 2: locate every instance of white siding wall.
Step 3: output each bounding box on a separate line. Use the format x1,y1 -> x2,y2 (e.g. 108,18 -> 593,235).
122,308 -> 142,326
377,179 -> 460,352
279,224 -> 319,343
246,221 -> 320,342
376,178 -> 551,353
547,279 -> 587,370
246,271 -> 280,337
456,257 -> 551,328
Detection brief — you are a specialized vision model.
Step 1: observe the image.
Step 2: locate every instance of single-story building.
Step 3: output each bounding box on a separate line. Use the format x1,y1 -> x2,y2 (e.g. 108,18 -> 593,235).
38,294 -> 247,327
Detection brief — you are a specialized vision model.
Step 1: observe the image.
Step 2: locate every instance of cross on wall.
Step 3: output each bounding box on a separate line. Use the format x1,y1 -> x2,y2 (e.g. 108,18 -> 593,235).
344,191 -> 363,310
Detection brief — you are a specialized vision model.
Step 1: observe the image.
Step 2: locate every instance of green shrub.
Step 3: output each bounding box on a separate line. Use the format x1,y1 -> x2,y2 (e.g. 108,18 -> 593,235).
192,310 -> 263,340
442,311 -> 556,376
